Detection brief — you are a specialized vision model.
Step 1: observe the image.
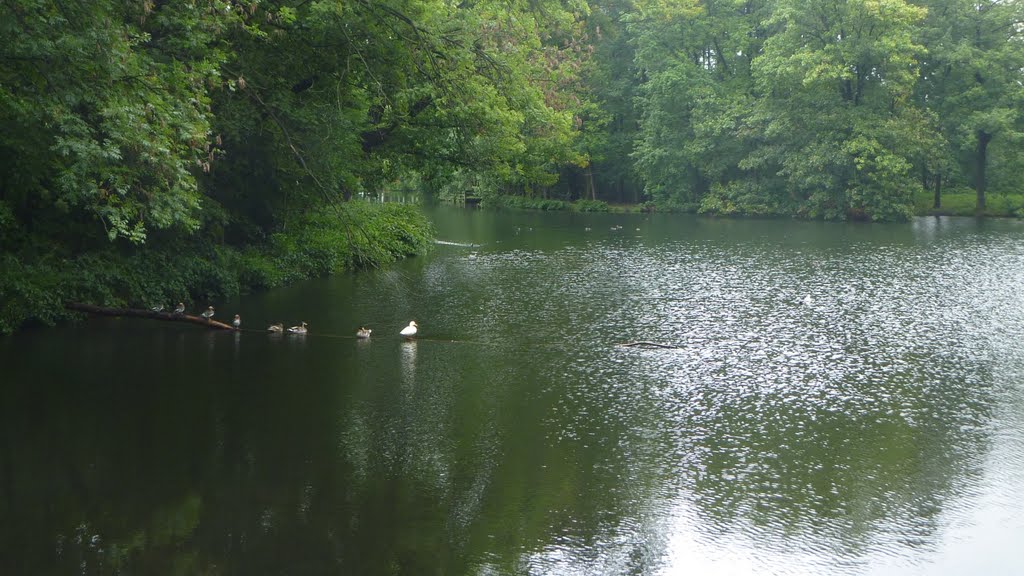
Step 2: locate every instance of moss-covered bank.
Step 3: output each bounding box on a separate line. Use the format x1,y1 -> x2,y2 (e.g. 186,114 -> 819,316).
0,202 -> 432,334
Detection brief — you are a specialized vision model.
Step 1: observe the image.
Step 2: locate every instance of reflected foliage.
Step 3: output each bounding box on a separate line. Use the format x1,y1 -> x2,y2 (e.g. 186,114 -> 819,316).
2,210 -> 1020,574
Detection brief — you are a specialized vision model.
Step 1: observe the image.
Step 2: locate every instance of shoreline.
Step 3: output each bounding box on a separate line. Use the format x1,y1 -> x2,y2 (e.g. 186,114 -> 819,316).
470,191 -> 1024,219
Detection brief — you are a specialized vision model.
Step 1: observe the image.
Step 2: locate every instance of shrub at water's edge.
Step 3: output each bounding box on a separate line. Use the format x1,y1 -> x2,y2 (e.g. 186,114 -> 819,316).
477,191 -> 1024,219
0,203 -> 432,334
482,196 -> 626,213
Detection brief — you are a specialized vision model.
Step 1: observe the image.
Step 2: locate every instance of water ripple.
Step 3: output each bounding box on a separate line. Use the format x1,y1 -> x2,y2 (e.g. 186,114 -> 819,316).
424,216 -> 1024,574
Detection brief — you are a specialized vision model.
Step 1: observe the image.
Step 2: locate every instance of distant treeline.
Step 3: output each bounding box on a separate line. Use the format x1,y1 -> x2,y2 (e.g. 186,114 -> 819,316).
577,0 -> 1024,220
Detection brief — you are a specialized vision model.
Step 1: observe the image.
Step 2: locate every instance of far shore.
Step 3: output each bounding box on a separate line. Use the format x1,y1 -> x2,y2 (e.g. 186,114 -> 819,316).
469,190 -> 1024,219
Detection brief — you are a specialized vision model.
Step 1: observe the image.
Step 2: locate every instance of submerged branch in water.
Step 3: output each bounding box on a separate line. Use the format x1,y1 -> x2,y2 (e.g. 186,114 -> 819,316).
65,302 -> 236,331
617,341 -> 682,349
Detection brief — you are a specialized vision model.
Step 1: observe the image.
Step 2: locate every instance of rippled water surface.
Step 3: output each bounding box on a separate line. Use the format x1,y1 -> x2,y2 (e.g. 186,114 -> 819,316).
3,209 -> 1024,575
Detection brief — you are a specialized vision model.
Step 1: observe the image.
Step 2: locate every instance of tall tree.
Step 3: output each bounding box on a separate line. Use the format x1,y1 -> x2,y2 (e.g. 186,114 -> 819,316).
629,0 -> 774,210
567,0 -> 640,204
914,0 -> 1024,213
750,0 -> 930,220
206,0 -> 588,219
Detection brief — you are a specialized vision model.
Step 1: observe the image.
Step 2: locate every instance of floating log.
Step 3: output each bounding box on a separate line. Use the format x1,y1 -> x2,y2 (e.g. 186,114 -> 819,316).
65,302 -> 236,330
618,341 -> 681,349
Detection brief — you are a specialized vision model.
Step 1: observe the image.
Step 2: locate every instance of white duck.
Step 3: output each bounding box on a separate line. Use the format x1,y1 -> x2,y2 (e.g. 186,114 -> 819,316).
288,321 -> 308,334
173,302 -> 185,314
356,327 -> 372,339
400,321 -> 418,339
200,306 -> 215,320
267,323 -> 283,333
232,314 -> 241,329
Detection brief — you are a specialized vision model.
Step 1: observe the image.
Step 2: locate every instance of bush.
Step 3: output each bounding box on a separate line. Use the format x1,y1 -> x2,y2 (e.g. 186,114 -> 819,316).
572,199 -> 610,212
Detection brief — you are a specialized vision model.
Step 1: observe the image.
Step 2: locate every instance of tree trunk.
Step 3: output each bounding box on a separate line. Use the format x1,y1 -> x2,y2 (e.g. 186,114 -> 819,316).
933,172 -> 942,210
976,130 -> 991,215
65,302 -> 236,330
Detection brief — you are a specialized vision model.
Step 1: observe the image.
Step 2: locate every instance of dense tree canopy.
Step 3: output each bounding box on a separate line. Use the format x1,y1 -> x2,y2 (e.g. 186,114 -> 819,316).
621,0 -> 1023,220
2,0 -> 1022,242
0,0 -> 589,245
0,0 -> 226,244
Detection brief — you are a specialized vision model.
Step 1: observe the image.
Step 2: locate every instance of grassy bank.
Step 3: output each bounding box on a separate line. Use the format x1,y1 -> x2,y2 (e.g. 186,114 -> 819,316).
912,190 -> 1024,217
0,202 -> 432,334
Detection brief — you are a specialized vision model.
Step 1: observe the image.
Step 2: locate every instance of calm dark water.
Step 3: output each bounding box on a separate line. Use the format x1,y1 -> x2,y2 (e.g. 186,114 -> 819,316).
3,209 -> 1024,575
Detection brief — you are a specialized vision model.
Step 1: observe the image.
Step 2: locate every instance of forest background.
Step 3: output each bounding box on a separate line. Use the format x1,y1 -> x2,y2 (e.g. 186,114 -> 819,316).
1,0 -> 1022,332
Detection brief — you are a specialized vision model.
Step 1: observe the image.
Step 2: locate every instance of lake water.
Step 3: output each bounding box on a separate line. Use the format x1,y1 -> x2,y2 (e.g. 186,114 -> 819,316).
3,208 -> 1024,575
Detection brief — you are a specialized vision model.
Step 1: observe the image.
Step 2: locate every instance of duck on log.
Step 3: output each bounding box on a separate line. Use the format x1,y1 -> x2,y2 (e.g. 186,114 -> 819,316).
65,302 -> 236,330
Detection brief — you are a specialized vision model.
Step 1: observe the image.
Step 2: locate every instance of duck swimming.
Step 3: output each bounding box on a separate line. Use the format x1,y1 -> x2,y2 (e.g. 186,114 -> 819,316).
267,323 -> 283,333
400,321 -> 418,339
288,322 -> 308,334
200,306 -> 215,320
356,327 -> 372,339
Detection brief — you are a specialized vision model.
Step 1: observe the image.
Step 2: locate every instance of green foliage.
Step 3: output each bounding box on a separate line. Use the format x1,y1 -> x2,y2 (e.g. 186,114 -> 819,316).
206,0 -> 590,217
0,203 -> 431,333
485,196 -> 573,211
572,199 -> 610,212
434,169 -> 505,205
630,0 -> 771,210
0,249 -> 240,334
0,0 -> 582,332
600,0 -> 1023,219
913,189 -> 1024,218
4,0 -> 1024,334
699,181 -> 788,217
913,0 -> 1024,211
749,0 -> 927,220
843,133 -> 917,221
267,203 -> 433,281
0,255 -> 65,333
0,0 -> 231,243
0,201 -> 15,239
480,195 -> 612,212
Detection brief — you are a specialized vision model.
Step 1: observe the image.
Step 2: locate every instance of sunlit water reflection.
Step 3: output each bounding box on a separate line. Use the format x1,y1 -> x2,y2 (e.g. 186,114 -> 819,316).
2,210 -> 1024,575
